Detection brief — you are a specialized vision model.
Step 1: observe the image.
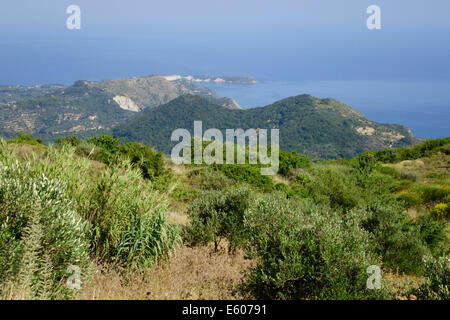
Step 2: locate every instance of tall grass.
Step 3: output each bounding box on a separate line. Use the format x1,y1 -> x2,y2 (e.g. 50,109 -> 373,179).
0,139 -> 180,299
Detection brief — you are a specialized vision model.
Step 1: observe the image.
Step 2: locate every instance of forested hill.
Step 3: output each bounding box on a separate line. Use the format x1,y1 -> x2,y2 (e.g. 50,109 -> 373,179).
113,94 -> 418,159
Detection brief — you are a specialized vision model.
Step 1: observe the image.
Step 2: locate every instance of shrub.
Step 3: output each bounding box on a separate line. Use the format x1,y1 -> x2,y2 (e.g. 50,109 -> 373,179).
418,186 -> 450,204
278,151 -> 310,176
441,144 -> 450,155
85,162 -> 180,266
368,137 -> 450,163
396,192 -> 421,208
86,134 -> 122,164
415,214 -> 446,254
8,133 -> 43,146
242,194 -> 386,299
188,167 -> 233,190
411,255 -> 449,300
119,142 -> 172,191
378,166 -> 401,179
304,168 -> 359,211
430,203 -> 449,219
357,199 -> 429,275
183,186 -> 252,252
214,164 -> 273,192
57,135 -> 172,191
355,152 -> 379,174
1,142 -> 179,269
0,162 -> 90,299
400,170 -> 420,182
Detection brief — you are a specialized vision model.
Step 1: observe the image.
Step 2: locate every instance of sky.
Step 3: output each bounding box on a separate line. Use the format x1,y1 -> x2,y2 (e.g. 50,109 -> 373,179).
0,0 -> 450,84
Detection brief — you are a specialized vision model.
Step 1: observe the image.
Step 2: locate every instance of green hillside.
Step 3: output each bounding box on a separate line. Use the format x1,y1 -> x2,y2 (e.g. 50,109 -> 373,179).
113,94 -> 418,159
0,81 -> 136,141
0,76 -> 240,141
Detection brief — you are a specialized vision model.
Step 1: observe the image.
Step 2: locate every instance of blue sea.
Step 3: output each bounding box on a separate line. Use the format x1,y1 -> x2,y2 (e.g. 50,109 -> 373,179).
198,80 -> 450,139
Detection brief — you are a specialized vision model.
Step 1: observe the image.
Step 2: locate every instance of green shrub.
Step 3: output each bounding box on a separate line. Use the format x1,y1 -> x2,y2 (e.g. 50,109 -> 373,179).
278,151 -> 310,176
417,186 -> 450,204
357,199 -> 429,275
430,203 -> 449,219
400,170 -> 420,182
274,183 -> 289,193
355,152 -> 379,174
171,184 -> 199,202
119,142 -> 172,191
214,164 -> 273,192
0,162 -> 90,299
411,255 -> 449,300
85,162 -> 180,265
55,136 -> 81,147
57,135 -> 172,191
396,192 -> 421,208
183,186 -> 251,252
441,144 -> 450,155
243,194 -> 386,299
188,167 -> 233,190
86,134 -> 122,164
8,133 -> 43,146
378,166 -> 401,179
415,215 -> 446,254
305,168 -> 359,211
1,141 -> 179,269
368,137 -> 450,163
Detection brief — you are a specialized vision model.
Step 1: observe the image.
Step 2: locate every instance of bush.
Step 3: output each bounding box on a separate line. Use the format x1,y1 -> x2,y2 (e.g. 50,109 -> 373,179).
357,199 -> 429,275
415,214 -> 446,254
400,170 -> 420,182
417,186 -> 450,204
430,203 -> 449,219
441,144 -> 450,155
214,164 -> 273,192
57,135 -> 172,191
85,162 -> 180,266
411,255 -> 449,300
368,137 -> 450,163
278,151 -> 310,176
1,142 -> 179,269
304,168 -> 359,211
188,167 -> 233,190
378,166 -> 401,179
119,142 -> 172,191
396,192 -> 421,208
8,133 -> 43,146
0,162 -> 90,299
86,134 -> 122,164
242,194 -> 386,299
183,186 -> 251,252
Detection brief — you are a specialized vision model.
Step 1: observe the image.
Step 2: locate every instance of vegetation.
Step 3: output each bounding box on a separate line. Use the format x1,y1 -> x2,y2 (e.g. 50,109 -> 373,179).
0,76 -> 238,142
113,94 -> 417,159
0,137 -> 179,299
0,132 -> 448,300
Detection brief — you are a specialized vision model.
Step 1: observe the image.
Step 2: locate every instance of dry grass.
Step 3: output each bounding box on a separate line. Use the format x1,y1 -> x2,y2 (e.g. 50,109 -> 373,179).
384,269 -> 424,298
271,174 -> 291,186
79,245 -> 253,300
167,210 -> 189,225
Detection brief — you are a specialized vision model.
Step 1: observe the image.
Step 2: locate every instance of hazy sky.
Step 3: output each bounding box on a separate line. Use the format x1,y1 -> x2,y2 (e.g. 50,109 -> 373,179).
1,0 -> 449,84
